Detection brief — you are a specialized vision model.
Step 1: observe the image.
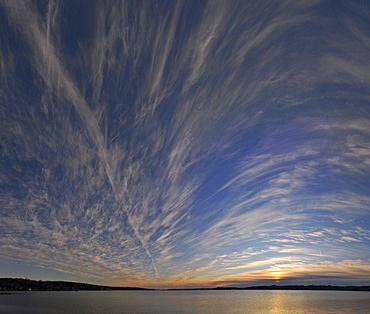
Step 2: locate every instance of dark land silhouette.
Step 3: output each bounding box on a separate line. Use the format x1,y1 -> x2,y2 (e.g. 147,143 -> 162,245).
0,278 -> 153,291
1,278 -> 369,291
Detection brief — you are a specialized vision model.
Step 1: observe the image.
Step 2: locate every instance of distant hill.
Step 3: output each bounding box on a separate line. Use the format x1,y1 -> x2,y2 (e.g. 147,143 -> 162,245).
1,278 -> 369,292
213,285 -> 370,291
0,278 -> 154,291
167,285 -> 370,291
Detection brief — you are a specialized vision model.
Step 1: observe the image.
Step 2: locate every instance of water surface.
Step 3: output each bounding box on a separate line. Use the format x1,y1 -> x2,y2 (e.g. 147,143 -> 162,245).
1,290 -> 369,314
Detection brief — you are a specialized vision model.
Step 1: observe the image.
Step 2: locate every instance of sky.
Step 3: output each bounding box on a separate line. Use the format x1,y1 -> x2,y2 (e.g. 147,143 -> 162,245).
0,0 -> 370,289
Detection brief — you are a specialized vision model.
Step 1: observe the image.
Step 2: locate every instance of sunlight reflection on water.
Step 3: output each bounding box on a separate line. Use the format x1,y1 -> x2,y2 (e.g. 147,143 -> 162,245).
0,290 -> 369,314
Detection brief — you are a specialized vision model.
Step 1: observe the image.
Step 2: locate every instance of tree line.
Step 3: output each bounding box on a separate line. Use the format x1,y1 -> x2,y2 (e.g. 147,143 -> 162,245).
0,278 -> 152,291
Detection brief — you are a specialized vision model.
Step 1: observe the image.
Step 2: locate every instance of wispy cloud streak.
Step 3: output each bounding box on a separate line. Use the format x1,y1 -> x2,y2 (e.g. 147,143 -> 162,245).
1,0 -> 370,287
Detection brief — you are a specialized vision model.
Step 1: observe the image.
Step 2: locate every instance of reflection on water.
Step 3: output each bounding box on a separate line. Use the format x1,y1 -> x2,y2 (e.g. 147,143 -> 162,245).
0,290 -> 369,314
269,290 -> 285,313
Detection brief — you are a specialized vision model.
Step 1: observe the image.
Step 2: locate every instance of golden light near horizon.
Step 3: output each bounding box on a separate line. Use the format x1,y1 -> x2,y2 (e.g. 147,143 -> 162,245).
270,269 -> 284,281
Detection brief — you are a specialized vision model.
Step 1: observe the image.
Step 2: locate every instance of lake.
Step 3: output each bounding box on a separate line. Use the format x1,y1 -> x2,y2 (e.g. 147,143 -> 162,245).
1,290 -> 369,313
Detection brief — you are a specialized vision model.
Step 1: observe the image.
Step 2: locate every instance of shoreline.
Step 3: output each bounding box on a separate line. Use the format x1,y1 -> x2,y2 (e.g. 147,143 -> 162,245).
1,278 -> 369,292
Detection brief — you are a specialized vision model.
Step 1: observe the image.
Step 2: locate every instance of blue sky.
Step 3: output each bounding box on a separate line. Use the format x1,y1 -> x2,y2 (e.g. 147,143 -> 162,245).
1,0 -> 370,288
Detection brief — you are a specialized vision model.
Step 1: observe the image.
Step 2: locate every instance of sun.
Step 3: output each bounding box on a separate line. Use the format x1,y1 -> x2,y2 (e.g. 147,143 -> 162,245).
270,269 -> 284,280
